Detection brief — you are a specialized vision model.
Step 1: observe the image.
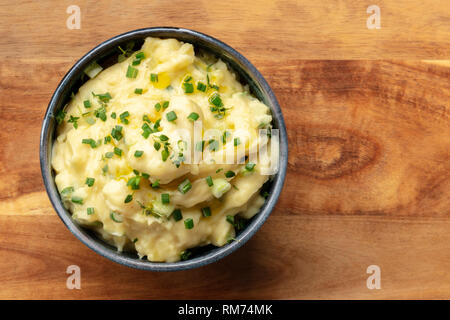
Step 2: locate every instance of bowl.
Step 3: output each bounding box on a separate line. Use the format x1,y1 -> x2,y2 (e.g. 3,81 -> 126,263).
40,27 -> 288,271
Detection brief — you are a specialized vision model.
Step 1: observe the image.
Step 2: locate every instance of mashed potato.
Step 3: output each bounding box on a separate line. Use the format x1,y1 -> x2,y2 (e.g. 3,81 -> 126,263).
52,37 -> 273,262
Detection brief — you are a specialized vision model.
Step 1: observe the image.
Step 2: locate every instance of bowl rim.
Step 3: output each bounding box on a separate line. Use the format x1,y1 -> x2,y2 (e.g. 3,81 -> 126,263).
40,27 -> 288,271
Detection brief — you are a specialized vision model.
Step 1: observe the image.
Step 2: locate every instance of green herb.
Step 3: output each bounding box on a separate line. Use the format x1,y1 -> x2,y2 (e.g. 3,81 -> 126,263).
161,193 -> 170,204
245,162 -> 256,171
104,136 -> 112,144
92,92 -> 112,103
68,115 -> 79,129
150,73 -> 158,82
110,211 -> 123,223
85,177 -> 95,187
166,111 -> 177,122
197,81 -> 207,92
183,82 -> 194,93
154,141 -> 161,151
61,186 -> 74,195
142,123 -> 152,139
234,137 -> 241,146
184,75 -> 192,82
201,207 -> 211,217
135,52 -> 145,60
262,191 -> 269,199
127,175 -> 141,190
205,176 -> 213,187
180,250 -> 191,260
119,111 -> 130,124
209,92 -> 223,107
172,209 -> 182,221
111,125 -> 123,141
87,207 -> 94,215
71,196 -> 83,204
225,171 -> 235,178
141,173 -> 150,179
124,194 -> 133,203
151,180 -> 160,189
154,102 -> 161,112
226,215 -> 235,225
126,66 -> 138,78
178,179 -> 192,194
55,109 -> 66,124
82,138 -> 97,148
162,101 -> 169,109
83,100 -> 91,108
159,134 -> 169,141
134,150 -> 144,157
184,218 -> 194,229
105,152 -> 114,159
102,164 -> 108,174
113,147 -> 122,157
216,168 -> 223,173
222,131 -> 230,144
134,88 -> 143,94
133,238 -> 138,243
161,148 -> 169,162
187,112 -> 199,121
94,106 -> 107,121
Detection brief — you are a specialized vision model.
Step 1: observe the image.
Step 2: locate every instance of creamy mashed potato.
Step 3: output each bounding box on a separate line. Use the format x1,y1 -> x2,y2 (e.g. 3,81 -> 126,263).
52,37 -> 273,262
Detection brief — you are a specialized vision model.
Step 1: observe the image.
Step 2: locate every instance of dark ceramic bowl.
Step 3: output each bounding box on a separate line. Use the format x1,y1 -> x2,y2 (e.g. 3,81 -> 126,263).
40,27 -> 288,271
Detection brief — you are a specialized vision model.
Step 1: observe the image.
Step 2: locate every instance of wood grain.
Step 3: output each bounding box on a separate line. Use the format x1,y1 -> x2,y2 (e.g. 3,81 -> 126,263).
0,0 -> 449,299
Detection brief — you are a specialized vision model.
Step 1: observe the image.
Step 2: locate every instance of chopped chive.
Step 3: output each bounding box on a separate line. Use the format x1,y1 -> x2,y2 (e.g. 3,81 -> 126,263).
110,211 -> 123,223
197,82 -> 207,92
187,112 -> 199,121
216,168 -> 223,173
82,138 -> 97,148
94,106 -> 107,121
141,172 -> 150,179
119,111 -> 130,124
143,114 -> 151,123
127,175 -> 141,190
134,88 -> 143,94
184,218 -> 194,229
83,100 -> 91,108
151,180 -> 160,189
178,179 -> 192,194
134,150 -> 144,157
105,152 -> 114,158
154,102 -> 161,112
222,131 -> 230,144
245,162 -> 256,171
87,207 -> 94,215
172,209 -> 182,221
183,82 -> 194,93
161,148 -> 169,162
126,65 -> 138,78
154,119 -> 161,129
124,194 -> 133,203
135,52 -> 145,60
150,73 -> 158,82
226,215 -> 235,225
93,92 -> 112,103
61,186 -> 74,195
225,171 -> 235,178
104,136 -> 112,144
111,125 -> 123,141
55,109 -> 66,124
162,101 -> 169,109
111,112 -> 116,119
71,196 -> 83,204
205,176 -> 213,187
85,177 -> 95,187
234,137 -> 241,146
201,207 -> 211,217
161,193 -> 170,204
114,147 -> 122,157
180,250 -> 191,260
209,93 -> 223,107
184,75 -> 192,82
166,111 -> 177,122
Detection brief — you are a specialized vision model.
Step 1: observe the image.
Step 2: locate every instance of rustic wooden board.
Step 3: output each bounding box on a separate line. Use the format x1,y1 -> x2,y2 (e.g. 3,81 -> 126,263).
0,0 -> 449,299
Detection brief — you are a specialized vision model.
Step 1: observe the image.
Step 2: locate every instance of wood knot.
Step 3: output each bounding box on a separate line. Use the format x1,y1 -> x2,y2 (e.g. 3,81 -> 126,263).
293,125 -> 379,179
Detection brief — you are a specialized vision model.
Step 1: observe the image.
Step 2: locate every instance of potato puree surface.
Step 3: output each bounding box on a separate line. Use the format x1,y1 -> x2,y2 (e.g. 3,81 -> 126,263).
52,37 -> 273,262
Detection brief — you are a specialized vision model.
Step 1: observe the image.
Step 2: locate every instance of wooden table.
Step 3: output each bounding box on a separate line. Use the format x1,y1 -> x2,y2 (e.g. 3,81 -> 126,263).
0,0 -> 449,299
